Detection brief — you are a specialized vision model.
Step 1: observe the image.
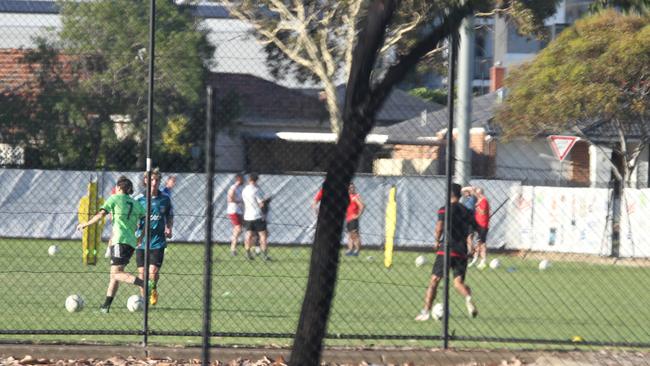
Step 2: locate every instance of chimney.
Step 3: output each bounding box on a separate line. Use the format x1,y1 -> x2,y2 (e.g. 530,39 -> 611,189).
489,62 -> 506,92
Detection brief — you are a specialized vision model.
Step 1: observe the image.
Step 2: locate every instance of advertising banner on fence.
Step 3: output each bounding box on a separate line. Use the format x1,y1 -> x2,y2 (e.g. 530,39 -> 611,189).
506,186 -> 613,256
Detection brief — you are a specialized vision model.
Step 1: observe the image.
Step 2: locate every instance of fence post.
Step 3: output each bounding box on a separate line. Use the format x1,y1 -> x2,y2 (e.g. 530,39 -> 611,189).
201,86 -> 216,366
142,0 -> 157,348
442,31 -> 458,350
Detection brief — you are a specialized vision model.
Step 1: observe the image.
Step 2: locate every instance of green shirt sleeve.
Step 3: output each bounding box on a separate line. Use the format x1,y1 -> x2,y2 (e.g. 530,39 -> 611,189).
100,195 -> 116,214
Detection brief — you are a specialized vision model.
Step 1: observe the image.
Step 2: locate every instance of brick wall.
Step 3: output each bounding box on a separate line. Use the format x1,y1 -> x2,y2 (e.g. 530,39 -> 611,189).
391,129 -> 497,177
0,48 -> 78,97
0,49 -> 35,94
570,140 -> 590,185
391,144 -> 440,160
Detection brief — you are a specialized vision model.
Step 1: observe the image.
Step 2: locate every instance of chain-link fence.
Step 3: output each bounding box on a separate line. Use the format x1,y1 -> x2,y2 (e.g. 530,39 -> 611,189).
1,0 -> 650,363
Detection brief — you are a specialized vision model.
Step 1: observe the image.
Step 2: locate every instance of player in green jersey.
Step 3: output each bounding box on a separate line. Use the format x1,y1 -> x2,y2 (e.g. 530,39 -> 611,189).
77,176 -> 146,313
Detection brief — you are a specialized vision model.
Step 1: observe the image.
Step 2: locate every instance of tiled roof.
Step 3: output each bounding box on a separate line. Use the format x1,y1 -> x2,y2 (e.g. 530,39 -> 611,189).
0,1 -> 57,14
372,92 -> 497,142
300,85 -> 444,126
576,119 -> 648,142
0,0 -> 230,18
208,72 -> 327,128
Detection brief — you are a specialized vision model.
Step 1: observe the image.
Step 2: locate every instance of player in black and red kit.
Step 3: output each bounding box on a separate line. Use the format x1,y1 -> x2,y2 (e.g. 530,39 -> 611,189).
415,183 -> 479,321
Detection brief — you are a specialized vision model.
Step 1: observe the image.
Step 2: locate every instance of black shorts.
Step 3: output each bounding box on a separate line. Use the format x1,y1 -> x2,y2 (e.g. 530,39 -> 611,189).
476,227 -> 489,243
432,255 -> 468,280
110,244 -> 135,266
346,219 -> 359,232
136,248 -> 165,268
244,219 -> 267,232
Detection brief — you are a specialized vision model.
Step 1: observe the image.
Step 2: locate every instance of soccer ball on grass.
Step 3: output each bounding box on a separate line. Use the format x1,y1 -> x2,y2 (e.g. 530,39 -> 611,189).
431,303 -> 448,320
48,245 -> 60,256
489,258 -> 501,269
65,294 -> 84,313
127,295 -> 144,312
539,259 -> 551,271
414,255 -> 427,267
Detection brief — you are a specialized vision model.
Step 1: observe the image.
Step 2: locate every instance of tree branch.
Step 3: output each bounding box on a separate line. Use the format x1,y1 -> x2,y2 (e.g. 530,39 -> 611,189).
344,0 -> 400,120
344,0 -> 364,79
222,1 -> 315,69
380,12 -> 423,54
369,1 -> 474,110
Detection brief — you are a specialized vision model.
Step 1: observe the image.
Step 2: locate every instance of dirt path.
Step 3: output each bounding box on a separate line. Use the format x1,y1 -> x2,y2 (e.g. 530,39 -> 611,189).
1,344 -> 650,365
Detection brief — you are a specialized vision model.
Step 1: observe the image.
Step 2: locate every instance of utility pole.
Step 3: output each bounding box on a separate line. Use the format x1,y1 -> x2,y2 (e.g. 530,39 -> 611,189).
455,11 -> 474,186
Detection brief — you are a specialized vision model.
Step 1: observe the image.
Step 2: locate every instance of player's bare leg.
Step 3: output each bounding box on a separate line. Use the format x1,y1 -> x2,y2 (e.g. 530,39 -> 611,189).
230,224 -> 241,255
478,242 -> 488,267
454,276 -> 478,318
244,230 -> 254,259
353,232 -> 362,254
258,230 -> 271,261
468,234 -> 479,267
101,265 -> 124,313
137,265 -> 160,305
345,232 -> 355,255
416,275 -> 440,321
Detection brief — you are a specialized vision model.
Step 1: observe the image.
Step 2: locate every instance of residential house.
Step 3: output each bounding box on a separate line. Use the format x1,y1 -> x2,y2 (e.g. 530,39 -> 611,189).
208,73 -> 443,173
371,92 -> 499,178
0,1 -> 441,173
372,69 -> 649,188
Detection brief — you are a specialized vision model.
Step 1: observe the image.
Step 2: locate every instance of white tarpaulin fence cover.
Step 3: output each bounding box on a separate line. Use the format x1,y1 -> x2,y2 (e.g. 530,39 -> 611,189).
0,169 -> 646,257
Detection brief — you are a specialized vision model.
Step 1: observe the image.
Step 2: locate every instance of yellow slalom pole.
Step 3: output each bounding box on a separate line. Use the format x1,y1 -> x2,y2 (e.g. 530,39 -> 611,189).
384,185 -> 397,268
78,178 -> 104,265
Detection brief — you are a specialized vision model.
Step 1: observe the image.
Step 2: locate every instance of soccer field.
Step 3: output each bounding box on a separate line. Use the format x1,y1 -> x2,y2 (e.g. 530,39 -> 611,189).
1,238 -> 650,348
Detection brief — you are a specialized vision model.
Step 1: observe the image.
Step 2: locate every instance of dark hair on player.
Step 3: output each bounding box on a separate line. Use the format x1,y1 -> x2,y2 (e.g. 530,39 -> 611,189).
116,176 -> 134,195
249,172 -> 259,182
451,183 -> 462,199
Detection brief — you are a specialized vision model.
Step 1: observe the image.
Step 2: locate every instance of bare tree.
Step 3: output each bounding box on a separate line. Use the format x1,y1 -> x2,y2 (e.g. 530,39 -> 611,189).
220,0 -> 437,135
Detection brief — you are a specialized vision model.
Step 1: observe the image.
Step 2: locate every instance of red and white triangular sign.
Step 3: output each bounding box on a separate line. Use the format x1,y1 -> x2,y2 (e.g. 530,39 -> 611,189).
548,135 -> 579,162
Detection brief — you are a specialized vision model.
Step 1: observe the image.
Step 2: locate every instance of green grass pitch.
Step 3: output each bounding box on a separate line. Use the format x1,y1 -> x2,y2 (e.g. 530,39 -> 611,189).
1,238 -> 650,348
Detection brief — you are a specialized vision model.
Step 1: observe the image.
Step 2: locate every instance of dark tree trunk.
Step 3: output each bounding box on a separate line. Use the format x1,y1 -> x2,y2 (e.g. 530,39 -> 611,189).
289,1 -> 473,364
610,145 -> 624,257
288,113 -> 372,366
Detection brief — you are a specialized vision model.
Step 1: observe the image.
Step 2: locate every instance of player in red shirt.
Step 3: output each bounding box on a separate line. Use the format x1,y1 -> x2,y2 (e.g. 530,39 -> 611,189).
345,183 -> 365,256
473,187 -> 490,269
311,187 -> 324,215
312,183 -> 365,256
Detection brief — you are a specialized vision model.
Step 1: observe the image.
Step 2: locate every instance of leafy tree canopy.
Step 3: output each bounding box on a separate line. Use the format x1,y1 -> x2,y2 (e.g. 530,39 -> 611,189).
19,0 -> 215,170
590,0 -> 650,14
497,10 -> 649,138
408,87 -> 448,105
58,0 -> 214,114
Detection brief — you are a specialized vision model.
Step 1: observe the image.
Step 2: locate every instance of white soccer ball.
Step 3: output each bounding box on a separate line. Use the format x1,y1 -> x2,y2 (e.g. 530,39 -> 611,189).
431,303 -> 448,320
48,245 -> 60,256
489,258 -> 501,269
254,246 -> 262,255
539,259 -> 551,271
415,255 -> 427,267
127,295 -> 144,312
65,294 -> 84,313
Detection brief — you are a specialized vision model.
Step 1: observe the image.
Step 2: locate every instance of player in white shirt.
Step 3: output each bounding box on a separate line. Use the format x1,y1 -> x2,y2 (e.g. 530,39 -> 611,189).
226,173 -> 244,256
242,172 -> 270,260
